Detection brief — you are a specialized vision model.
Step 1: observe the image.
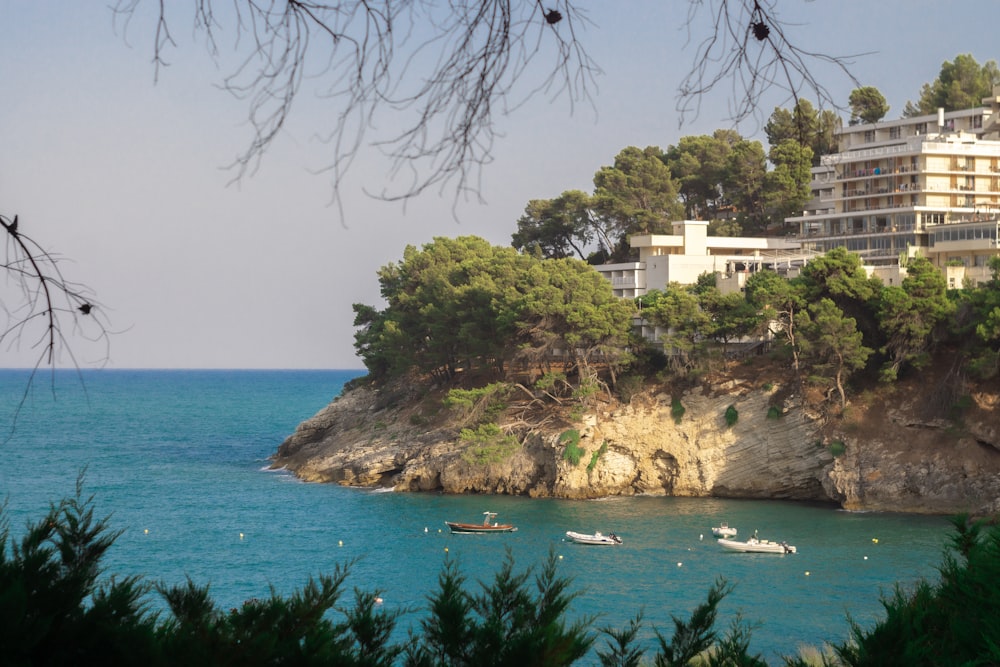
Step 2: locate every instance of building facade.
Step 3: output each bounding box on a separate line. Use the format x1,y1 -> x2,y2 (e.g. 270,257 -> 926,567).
787,87 -> 1000,285
593,220 -> 806,298
594,90 -> 1000,301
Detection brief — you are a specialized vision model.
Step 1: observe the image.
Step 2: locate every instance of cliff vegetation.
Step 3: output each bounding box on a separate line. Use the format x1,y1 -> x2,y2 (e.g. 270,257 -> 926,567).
273,237 -> 1000,514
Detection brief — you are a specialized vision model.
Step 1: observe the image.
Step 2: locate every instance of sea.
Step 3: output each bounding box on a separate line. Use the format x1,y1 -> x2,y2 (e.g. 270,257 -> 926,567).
0,369 -> 954,664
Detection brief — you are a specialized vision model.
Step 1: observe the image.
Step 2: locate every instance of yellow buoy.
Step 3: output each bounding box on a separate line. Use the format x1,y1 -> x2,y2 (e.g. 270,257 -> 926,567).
872,538 -> 879,544
239,533 -> 244,540
144,529 -> 149,534
338,540 -> 343,547
444,547 -> 449,552
805,571 -> 810,576
677,562 -> 682,567
558,554 -> 563,559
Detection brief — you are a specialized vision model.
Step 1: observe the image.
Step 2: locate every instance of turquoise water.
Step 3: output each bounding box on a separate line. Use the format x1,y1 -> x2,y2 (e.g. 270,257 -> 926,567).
0,369 -> 952,663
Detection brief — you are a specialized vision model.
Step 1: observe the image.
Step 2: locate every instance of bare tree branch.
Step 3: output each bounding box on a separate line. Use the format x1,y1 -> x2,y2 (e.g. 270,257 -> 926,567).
1,213 -> 113,440
112,0 -> 600,217
110,1 -> 863,215
677,0 -> 868,127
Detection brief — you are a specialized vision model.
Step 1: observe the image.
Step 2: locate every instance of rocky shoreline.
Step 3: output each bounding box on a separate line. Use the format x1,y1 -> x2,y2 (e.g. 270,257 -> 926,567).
271,368 -> 1000,516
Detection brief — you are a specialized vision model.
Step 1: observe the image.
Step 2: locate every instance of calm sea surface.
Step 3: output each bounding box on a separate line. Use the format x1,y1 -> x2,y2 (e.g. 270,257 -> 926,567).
0,369 -> 952,663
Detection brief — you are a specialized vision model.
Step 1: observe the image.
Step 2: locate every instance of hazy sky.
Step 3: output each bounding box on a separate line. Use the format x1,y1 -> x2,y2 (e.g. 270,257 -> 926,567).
1,2 -> 996,369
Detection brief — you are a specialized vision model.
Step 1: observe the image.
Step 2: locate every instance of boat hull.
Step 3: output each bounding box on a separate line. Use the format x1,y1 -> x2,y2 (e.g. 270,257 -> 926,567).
717,538 -> 796,554
445,521 -> 517,534
566,531 -> 622,545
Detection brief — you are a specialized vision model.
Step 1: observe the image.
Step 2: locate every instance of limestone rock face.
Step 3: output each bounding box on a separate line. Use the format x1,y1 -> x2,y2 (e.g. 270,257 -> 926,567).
546,386 -> 831,501
271,376 -> 1000,515
822,391 -> 1000,515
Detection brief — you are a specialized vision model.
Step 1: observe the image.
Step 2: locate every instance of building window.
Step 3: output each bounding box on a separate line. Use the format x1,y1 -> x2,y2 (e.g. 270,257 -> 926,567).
864,130 -> 875,143
889,126 -> 901,139
974,115 -> 983,129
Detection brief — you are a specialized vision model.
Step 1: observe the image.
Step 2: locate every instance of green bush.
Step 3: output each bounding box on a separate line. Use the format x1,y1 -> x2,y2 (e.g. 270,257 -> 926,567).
534,371 -> 568,394
444,382 -> 511,424
587,442 -> 608,473
459,423 -> 520,464
616,374 -> 644,402
671,398 -> 686,424
724,404 -> 739,427
828,440 -> 846,457
560,429 -> 585,466
766,405 -> 782,420
967,349 -> 999,381
571,378 -> 600,406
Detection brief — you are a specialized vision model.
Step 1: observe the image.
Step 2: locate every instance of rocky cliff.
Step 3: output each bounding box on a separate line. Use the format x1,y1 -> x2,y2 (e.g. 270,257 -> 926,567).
271,362 -> 1000,516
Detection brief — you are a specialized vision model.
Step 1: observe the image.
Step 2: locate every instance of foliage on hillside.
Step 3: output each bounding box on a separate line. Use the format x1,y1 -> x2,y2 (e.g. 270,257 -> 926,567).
351,55 -> 1000,417
353,239 -> 1000,423
353,236 -> 634,389
511,137 -> 812,259
5,482 -> 1000,665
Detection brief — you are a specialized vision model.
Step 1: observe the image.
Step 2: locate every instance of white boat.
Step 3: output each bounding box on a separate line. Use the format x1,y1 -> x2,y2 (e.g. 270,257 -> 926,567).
565,530 -> 622,545
717,536 -> 796,554
711,523 -> 737,538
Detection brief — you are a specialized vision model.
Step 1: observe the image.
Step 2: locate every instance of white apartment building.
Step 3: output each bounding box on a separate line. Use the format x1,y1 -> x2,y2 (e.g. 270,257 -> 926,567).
594,89 -> 1000,303
787,87 -> 1000,285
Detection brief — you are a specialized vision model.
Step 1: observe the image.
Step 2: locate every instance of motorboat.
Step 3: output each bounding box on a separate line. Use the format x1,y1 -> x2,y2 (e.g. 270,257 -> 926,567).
711,522 -> 737,538
717,535 -> 796,554
445,511 -> 517,533
565,530 -> 623,545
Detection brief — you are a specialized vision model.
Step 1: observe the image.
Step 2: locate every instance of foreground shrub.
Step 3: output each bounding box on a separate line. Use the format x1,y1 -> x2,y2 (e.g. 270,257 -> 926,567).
824,515 -> 1000,667
0,477 -> 160,665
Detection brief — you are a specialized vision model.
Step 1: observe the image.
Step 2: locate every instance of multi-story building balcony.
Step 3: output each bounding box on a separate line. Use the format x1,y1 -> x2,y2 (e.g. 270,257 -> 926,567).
785,89 -> 1000,285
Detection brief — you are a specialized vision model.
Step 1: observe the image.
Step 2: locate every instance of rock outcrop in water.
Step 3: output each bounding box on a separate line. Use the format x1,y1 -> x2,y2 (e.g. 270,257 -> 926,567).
271,360 -> 1000,516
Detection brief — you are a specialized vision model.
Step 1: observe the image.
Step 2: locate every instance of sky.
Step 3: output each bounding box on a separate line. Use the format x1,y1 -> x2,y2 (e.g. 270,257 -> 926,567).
0,1 -> 997,370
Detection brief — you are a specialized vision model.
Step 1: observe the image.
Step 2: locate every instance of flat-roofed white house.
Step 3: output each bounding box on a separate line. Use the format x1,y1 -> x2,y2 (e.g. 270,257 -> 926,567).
593,220 -> 806,297
596,261 -> 646,299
